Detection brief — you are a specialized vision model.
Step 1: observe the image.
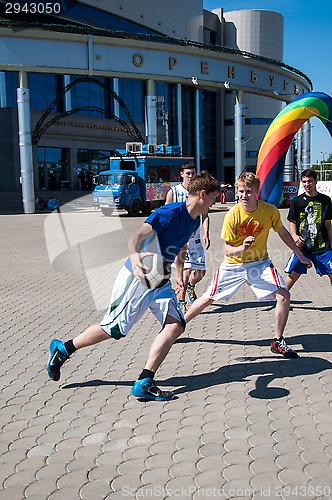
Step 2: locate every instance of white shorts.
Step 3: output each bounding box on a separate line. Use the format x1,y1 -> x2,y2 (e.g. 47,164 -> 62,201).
204,259 -> 286,302
184,228 -> 206,270
100,266 -> 185,338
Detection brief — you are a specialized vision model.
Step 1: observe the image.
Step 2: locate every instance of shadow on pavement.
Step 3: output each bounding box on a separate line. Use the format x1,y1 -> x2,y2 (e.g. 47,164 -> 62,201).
176,332 -> 332,353
206,300 -> 313,314
62,333 -> 332,400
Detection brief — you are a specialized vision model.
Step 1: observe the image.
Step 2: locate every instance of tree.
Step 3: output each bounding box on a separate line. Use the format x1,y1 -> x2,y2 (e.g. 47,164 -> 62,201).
311,152 -> 332,181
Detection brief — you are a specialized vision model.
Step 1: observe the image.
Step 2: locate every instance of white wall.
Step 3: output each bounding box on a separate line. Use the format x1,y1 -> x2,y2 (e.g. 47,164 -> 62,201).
223,10 -> 284,61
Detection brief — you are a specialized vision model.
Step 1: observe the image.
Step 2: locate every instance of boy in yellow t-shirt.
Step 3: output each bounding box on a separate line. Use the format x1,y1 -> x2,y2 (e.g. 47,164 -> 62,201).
185,172 -> 312,358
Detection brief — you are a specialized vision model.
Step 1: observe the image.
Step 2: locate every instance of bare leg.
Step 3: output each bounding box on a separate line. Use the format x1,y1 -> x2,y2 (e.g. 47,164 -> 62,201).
273,288 -> 290,339
184,295 -> 214,323
189,269 -> 206,286
284,271 -> 301,290
327,274 -> 332,286
177,268 -> 191,301
73,323 -> 110,350
144,315 -> 185,372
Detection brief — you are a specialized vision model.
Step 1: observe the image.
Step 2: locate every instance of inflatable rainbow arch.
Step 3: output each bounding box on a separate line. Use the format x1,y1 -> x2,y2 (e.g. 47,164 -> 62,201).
256,91 -> 332,205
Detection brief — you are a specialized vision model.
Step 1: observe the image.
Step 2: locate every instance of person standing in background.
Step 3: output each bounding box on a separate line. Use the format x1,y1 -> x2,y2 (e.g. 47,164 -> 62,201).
284,168 -> 332,289
165,162 -> 210,312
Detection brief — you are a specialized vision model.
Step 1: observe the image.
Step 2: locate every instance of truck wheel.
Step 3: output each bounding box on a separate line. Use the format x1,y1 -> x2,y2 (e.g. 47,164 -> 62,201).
128,200 -> 141,216
101,207 -> 114,217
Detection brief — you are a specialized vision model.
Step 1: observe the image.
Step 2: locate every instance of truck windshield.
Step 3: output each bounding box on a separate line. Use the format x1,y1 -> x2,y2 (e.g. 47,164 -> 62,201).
98,174 -> 124,186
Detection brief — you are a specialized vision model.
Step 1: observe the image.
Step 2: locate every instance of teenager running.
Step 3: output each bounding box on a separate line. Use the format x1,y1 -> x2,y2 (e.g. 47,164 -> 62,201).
47,173 -> 221,400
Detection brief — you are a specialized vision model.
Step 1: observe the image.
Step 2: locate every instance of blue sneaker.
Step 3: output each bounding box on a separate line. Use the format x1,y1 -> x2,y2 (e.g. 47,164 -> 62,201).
47,339 -> 69,381
130,378 -> 175,401
186,283 -> 197,305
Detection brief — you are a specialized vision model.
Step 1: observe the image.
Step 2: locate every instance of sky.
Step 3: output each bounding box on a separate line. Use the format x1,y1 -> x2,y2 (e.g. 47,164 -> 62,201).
203,0 -> 332,164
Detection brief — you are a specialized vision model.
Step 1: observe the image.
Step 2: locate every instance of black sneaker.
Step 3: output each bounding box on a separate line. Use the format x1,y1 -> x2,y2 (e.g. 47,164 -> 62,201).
271,338 -> 298,359
130,377 -> 175,401
47,339 -> 69,381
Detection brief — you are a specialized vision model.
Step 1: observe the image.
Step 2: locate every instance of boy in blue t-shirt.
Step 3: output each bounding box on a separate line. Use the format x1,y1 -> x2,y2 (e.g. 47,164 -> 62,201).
46,173 -> 220,401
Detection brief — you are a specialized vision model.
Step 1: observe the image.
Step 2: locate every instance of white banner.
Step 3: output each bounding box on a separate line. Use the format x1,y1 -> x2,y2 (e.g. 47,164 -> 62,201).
298,181 -> 332,200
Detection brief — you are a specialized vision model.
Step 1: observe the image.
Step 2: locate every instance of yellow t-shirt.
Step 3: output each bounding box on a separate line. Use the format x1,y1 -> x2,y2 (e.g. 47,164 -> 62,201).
221,201 -> 283,264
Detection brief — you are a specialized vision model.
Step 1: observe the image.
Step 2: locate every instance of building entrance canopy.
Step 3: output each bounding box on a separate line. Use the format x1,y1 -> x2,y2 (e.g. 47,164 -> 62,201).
0,27 -> 310,100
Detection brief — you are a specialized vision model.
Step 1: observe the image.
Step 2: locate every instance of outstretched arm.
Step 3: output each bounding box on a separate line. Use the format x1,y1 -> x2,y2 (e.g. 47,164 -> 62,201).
325,219 -> 332,247
224,236 -> 255,257
174,244 -> 187,296
165,188 -> 173,204
288,220 -> 304,247
278,225 -> 312,267
202,213 -> 210,249
128,222 -> 154,279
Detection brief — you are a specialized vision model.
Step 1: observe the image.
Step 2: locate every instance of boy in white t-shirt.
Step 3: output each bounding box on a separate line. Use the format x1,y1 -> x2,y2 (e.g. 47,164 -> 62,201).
165,162 -> 210,312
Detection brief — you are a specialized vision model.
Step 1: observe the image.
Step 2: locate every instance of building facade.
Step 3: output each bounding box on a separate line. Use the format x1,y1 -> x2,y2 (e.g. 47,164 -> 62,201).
0,0 -> 311,201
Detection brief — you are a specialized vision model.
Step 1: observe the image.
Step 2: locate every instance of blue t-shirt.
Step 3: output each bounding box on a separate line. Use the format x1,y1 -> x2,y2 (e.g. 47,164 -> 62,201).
124,202 -> 200,272
145,202 -> 200,262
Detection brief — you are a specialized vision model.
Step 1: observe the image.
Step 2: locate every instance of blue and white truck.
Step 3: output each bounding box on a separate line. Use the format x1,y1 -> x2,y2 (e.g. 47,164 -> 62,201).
93,144 -> 193,216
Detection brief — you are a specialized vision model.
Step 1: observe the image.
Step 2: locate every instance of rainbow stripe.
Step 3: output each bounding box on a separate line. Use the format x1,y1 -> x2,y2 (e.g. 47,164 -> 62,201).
256,92 -> 332,205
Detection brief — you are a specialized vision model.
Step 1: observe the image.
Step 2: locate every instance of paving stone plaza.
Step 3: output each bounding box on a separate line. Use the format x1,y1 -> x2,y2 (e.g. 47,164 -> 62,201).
1,198 -> 332,499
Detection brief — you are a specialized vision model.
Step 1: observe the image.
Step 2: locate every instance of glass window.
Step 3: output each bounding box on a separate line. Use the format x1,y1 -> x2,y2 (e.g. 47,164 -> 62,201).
147,166 -> 158,183
182,87 -> 195,157
200,90 -> 217,177
156,82 -> 177,146
245,118 -> 274,125
203,28 -> 216,45
246,151 -> 258,158
77,149 -> 112,177
61,0 -> 161,35
120,160 -> 135,170
29,74 -> 60,111
98,173 -> 124,186
38,147 -> 65,190
171,166 -> 181,182
5,72 -> 18,107
70,77 -> 109,117
158,166 -> 170,182
118,79 -> 145,123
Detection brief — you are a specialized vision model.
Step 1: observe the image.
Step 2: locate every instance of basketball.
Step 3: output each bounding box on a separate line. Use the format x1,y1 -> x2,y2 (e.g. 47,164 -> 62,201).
139,253 -> 171,289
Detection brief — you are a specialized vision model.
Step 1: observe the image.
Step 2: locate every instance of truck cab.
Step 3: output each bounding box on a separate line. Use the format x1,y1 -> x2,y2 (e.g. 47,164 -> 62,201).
93,170 -> 142,216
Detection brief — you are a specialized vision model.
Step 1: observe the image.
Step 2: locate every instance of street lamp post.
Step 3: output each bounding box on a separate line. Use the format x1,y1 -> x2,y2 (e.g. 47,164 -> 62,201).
320,151 -> 327,181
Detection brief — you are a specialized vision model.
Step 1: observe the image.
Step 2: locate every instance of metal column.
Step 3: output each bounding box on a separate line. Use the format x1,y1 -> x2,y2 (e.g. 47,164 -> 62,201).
63,75 -> 71,112
17,72 -> 35,214
145,80 -> 157,144
302,121 -> 311,173
177,83 -> 182,153
296,129 -> 302,176
234,90 -> 246,180
284,146 -> 294,181
0,72 -> 7,108
195,88 -> 201,173
113,78 -> 120,119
